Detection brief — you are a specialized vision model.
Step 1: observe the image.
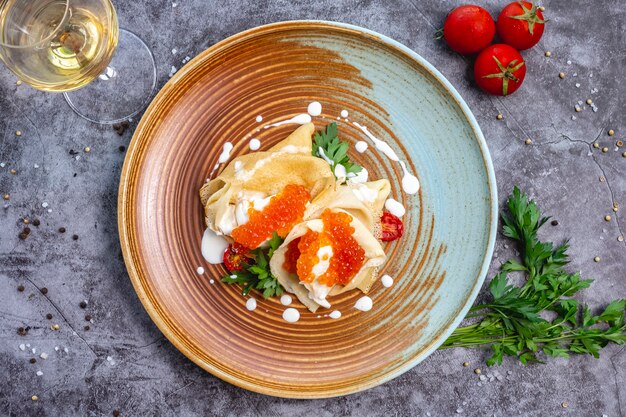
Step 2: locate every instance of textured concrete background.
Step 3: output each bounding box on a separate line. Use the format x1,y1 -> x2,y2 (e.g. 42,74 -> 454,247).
1,0 -> 624,416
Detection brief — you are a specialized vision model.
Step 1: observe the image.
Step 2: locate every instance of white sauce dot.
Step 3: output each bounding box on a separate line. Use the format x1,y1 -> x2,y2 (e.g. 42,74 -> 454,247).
246,298 -> 257,311
355,141 -> 368,153
209,279 -> 215,284
282,308 -> 300,322
218,142 -> 233,164
340,109 -> 349,118
334,164 -> 347,179
399,161 -> 420,195
355,296 -> 373,312
264,114 -> 312,129
280,294 -> 293,306
307,101 -> 322,117
385,198 -> 406,217
381,274 -> 394,288
249,138 -> 261,151
201,228 -> 229,264
196,267 -> 205,275
255,115 -> 263,123
329,310 -> 342,319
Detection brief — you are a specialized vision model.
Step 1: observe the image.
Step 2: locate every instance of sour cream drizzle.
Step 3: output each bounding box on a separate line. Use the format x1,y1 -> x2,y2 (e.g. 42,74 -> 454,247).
352,122 -> 420,196
264,113 -> 312,129
385,198 -> 406,217
352,122 -> 399,161
399,161 -> 420,195
307,101 -> 322,116
249,138 -> 261,151
329,310 -> 342,319
280,294 -> 293,306
246,298 -> 257,311
381,274 -> 394,288
201,228 -> 229,264
218,142 -> 233,163
355,141 -> 368,153
355,296 -> 373,312
283,308 -> 300,322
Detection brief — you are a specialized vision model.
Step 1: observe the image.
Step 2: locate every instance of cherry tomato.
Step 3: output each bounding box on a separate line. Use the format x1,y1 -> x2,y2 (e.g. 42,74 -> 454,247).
474,44 -> 526,96
380,212 -> 404,242
497,2 -> 546,50
443,5 -> 495,55
223,243 -> 251,272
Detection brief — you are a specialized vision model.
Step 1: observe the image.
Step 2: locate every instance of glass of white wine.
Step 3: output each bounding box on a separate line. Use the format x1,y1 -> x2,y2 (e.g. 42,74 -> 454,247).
0,0 -> 156,124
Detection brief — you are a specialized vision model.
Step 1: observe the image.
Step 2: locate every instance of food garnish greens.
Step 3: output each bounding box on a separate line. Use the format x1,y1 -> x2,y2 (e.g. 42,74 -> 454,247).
312,122 -> 363,178
222,232 -> 285,298
440,187 -> 626,365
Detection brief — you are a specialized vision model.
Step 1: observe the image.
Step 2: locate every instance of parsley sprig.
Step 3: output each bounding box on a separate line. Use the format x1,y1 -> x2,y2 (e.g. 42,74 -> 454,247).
440,187 -> 626,365
312,122 -> 363,178
221,232 -> 285,299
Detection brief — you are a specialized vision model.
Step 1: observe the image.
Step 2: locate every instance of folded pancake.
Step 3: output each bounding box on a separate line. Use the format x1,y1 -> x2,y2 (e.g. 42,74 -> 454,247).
199,123 -> 335,240
304,179 -> 391,233
270,208 -> 386,312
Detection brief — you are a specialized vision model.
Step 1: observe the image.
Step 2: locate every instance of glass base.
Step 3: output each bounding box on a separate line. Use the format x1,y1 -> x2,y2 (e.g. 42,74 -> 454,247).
64,28 -> 157,124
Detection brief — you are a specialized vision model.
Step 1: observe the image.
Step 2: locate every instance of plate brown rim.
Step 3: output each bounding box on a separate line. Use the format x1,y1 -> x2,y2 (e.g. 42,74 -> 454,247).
117,20 -> 498,399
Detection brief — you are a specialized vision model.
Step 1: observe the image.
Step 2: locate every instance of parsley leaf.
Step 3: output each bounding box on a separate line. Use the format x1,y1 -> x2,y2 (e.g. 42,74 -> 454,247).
440,186 -> 626,365
312,122 -> 363,178
221,232 -> 285,299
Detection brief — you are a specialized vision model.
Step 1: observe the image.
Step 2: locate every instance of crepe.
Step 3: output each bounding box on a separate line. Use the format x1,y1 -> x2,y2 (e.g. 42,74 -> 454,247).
304,179 -> 390,232
270,209 -> 386,312
199,123 -> 335,235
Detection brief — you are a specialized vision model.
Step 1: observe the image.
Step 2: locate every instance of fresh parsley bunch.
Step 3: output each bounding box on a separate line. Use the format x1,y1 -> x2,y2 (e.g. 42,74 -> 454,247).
312,122 -> 363,178
441,187 -> 626,365
222,232 -> 285,299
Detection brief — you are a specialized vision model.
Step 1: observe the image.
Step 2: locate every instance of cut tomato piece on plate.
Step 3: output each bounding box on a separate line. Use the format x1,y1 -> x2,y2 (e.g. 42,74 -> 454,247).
223,243 -> 251,272
380,212 -> 404,242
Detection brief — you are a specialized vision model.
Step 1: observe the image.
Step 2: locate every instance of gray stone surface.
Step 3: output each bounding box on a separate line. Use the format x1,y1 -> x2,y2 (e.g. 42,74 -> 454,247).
1,0 -> 624,416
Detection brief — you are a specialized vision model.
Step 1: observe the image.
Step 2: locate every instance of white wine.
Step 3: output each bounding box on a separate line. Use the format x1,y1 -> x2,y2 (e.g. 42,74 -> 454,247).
0,0 -> 118,92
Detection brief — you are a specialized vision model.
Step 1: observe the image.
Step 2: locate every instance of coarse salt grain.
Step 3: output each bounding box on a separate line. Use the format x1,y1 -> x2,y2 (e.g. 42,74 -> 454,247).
41,202 -> 48,208
19,344 -> 25,351
36,371 -> 43,376
39,352 -> 48,359
63,347 -> 68,353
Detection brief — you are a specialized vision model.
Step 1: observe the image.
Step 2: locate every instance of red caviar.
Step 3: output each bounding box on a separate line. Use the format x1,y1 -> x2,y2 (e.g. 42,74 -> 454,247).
294,209 -> 365,286
283,237 -> 301,274
232,184 -> 310,249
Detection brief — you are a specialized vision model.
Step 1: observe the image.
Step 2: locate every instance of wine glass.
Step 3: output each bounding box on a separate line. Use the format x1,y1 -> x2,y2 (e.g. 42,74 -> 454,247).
0,0 -> 156,124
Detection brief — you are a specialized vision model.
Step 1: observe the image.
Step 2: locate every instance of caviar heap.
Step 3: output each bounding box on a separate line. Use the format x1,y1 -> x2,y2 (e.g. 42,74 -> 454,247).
232,184 -> 310,249
284,209 -> 365,286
